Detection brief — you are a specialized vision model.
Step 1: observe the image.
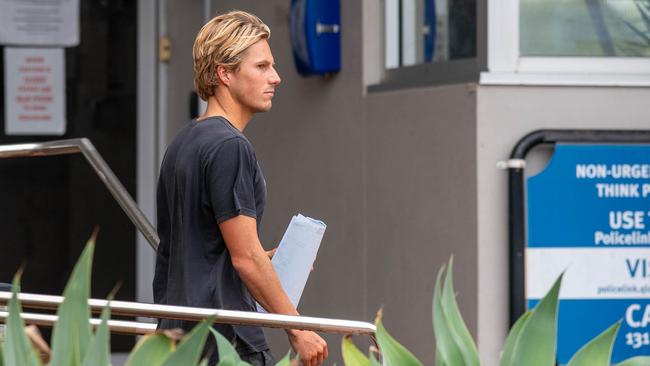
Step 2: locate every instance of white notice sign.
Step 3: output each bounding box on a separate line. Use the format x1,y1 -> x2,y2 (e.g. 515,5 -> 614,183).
4,48 -> 66,136
0,0 -> 80,46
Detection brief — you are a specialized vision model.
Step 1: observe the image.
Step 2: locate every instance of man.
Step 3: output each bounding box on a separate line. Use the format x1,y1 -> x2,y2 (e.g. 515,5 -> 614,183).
153,10 -> 328,366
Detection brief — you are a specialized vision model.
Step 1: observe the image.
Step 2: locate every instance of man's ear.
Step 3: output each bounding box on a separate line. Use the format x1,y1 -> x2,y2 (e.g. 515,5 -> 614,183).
216,65 -> 231,87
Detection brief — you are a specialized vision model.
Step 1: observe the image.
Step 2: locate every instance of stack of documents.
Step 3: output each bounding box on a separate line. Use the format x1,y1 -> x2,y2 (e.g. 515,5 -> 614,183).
257,214 -> 326,312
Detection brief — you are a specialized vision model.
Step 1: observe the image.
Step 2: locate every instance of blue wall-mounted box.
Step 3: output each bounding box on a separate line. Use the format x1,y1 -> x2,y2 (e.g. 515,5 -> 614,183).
290,0 -> 341,76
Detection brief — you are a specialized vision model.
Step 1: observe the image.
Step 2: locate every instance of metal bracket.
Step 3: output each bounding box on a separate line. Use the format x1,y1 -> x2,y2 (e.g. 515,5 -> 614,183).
159,36 -> 172,62
496,159 -> 526,170
316,21 -> 340,36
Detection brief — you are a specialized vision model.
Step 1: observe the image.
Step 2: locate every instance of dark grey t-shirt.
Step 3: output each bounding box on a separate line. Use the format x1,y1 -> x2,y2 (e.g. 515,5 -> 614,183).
153,116 -> 267,354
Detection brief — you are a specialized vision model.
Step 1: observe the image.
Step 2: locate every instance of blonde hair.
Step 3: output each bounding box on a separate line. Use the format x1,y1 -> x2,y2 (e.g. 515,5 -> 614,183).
193,10 -> 271,101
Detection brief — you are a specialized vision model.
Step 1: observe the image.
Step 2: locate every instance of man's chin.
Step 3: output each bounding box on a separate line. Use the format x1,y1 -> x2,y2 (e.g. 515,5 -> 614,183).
254,102 -> 273,113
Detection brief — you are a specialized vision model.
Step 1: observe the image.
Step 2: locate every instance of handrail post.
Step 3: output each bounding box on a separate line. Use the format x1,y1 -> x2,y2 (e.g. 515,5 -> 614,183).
0,139 -> 159,250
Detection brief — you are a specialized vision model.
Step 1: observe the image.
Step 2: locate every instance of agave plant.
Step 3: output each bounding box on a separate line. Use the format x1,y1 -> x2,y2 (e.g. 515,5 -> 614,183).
3,238 -> 650,366
0,234 -> 295,366
342,256 -> 650,366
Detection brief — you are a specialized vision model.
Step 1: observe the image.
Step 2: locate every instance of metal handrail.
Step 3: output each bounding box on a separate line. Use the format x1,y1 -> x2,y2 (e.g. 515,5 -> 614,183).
0,311 -> 157,335
0,291 -> 376,335
0,138 -> 159,250
0,139 -> 377,338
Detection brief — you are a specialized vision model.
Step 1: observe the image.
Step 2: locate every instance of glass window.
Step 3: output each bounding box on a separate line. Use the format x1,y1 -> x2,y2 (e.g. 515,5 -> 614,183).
384,0 -> 477,69
520,0 -> 650,57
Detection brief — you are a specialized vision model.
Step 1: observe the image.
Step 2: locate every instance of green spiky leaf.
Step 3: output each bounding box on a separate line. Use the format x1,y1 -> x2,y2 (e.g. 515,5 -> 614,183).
615,356 -> 650,366
49,236 -> 95,366
209,327 -> 251,365
81,301 -> 112,366
567,321 -> 620,366
440,257 -> 480,366
3,274 -> 41,366
124,333 -> 174,366
432,265 -> 464,366
161,316 -> 214,366
508,273 -> 563,366
370,354 -> 381,366
342,336 -> 370,366
499,310 -> 532,366
434,348 -> 446,366
375,314 -> 421,366
274,350 -> 292,366
216,356 -> 238,366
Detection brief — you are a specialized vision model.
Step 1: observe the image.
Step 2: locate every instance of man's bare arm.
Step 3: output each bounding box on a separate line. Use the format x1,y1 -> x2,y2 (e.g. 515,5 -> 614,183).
219,215 -> 296,314
219,215 -> 328,365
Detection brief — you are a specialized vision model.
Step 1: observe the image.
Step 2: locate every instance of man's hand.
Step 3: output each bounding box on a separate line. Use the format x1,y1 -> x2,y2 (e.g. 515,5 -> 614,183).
267,248 -> 313,270
287,330 -> 328,366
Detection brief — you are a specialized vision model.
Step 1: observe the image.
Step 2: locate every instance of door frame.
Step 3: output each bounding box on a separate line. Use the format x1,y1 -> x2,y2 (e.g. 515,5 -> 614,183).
136,0 -> 160,304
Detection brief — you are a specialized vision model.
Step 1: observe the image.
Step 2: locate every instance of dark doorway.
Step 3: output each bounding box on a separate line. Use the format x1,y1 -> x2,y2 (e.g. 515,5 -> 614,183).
0,0 -> 137,351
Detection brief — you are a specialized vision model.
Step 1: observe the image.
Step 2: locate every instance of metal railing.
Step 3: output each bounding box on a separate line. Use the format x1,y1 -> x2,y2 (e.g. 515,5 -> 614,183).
0,138 -> 159,250
0,139 -> 376,339
0,291 -> 376,336
0,310 -> 157,335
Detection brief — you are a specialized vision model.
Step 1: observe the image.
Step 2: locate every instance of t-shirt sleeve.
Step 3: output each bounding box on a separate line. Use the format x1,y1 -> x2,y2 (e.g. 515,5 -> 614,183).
204,137 -> 259,223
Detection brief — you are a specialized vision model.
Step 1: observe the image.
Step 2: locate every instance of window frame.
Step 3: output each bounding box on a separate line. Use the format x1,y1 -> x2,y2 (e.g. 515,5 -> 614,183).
481,0 -> 650,87
366,0 -> 486,92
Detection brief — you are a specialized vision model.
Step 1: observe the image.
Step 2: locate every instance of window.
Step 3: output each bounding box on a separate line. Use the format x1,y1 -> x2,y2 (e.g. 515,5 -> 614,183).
367,0 -> 483,91
385,0 -> 476,68
483,0 -> 650,86
521,0 -> 650,57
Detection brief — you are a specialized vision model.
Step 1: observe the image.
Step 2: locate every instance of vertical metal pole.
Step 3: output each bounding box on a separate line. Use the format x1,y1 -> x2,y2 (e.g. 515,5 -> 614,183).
157,0 -> 168,160
508,167 -> 526,325
137,0 -> 159,304
203,0 -> 212,22
197,0 -> 211,117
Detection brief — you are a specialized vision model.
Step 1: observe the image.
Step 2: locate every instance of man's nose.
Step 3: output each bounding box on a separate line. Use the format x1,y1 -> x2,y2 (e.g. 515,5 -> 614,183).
270,67 -> 281,86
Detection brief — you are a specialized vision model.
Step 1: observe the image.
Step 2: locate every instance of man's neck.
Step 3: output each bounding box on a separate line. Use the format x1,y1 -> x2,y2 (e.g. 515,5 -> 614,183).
199,92 -> 252,132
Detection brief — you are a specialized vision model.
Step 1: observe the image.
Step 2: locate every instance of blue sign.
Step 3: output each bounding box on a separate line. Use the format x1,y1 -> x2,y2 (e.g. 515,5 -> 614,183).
527,144 -> 650,363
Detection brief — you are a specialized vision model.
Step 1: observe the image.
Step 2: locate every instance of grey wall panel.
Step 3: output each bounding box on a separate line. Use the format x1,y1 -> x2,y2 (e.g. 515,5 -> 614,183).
365,84 -> 478,365
476,85 -> 650,366
165,0 -> 203,139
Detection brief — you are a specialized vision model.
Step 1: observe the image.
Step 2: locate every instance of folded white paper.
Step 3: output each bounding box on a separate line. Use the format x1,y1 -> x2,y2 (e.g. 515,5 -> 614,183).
257,214 -> 326,312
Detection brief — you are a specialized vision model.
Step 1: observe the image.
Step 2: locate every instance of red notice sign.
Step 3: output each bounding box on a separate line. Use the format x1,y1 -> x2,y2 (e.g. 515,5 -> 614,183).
4,47 -> 66,135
